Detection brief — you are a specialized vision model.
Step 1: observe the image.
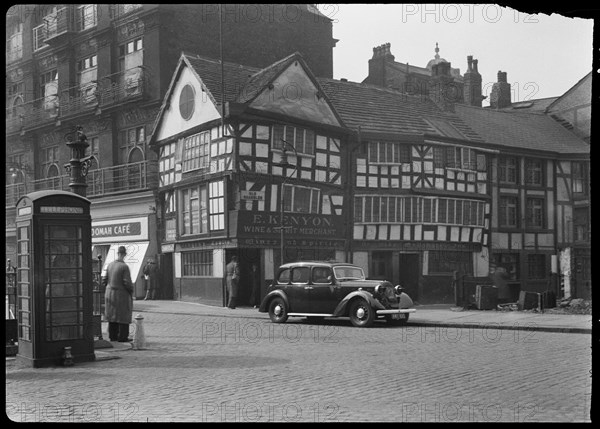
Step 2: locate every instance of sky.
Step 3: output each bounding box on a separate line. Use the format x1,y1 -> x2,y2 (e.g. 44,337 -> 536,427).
326,4 -> 594,106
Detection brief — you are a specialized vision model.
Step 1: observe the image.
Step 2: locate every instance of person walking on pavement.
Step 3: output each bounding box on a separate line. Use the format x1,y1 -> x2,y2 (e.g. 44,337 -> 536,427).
225,256 -> 240,309
143,258 -> 159,300
102,246 -> 134,342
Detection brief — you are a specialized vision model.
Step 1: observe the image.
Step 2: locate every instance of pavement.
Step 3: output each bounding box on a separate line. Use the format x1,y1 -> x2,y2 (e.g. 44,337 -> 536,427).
8,299 -> 592,361
122,299 -> 592,334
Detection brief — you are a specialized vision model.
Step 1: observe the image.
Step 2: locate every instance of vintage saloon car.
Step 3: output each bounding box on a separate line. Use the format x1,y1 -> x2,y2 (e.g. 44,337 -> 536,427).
259,261 -> 416,327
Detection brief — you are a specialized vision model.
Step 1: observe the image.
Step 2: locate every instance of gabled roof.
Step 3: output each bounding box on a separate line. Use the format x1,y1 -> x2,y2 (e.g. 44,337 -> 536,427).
317,78 -> 482,141
454,104 -> 589,155
546,71 -> 592,112
237,52 -> 307,104
150,52 -> 346,143
183,53 -> 260,107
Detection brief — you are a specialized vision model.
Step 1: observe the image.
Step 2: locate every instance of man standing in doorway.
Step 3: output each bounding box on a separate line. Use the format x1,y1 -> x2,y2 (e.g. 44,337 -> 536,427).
143,258 -> 159,300
102,246 -> 134,342
225,256 -> 240,309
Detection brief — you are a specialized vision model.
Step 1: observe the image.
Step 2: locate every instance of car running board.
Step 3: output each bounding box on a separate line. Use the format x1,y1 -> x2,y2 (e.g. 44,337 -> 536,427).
288,313 -> 333,317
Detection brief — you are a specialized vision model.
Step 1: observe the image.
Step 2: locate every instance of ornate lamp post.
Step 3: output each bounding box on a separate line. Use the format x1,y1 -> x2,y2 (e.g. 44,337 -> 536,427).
276,140 -> 298,266
8,164 -> 28,189
64,126 -> 93,197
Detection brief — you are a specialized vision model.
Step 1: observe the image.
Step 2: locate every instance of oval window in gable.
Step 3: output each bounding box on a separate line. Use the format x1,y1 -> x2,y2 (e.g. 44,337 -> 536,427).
179,84 -> 195,120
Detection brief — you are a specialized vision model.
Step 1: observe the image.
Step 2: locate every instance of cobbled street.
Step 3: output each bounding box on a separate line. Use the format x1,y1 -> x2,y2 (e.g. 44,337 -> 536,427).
6,302 -> 592,423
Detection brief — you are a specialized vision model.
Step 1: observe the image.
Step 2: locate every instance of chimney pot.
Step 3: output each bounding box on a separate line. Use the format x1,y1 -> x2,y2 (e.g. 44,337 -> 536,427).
497,71 -> 507,83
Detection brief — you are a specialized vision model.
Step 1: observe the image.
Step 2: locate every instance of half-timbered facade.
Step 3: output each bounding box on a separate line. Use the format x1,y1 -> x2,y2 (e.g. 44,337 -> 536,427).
150,52 -> 348,305
317,78 -> 493,303
454,104 -> 590,301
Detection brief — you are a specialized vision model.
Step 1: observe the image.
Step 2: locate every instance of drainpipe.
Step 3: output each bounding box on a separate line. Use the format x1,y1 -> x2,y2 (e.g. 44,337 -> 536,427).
345,126 -> 362,263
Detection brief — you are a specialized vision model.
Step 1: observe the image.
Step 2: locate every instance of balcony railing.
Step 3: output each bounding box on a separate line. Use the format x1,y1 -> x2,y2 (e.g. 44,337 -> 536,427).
44,7 -> 76,42
5,160 -> 158,207
86,160 -> 158,197
5,67 -> 146,133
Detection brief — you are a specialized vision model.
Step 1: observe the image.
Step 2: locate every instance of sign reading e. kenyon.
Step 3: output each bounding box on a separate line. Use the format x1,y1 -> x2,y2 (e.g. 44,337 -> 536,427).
237,212 -> 344,240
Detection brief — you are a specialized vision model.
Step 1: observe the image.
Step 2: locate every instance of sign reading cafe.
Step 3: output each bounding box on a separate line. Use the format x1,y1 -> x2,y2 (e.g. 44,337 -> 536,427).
91,217 -> 148,243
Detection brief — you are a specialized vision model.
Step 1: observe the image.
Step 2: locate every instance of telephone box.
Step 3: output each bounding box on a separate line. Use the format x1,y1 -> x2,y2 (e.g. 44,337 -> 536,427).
15,191 -> 95,367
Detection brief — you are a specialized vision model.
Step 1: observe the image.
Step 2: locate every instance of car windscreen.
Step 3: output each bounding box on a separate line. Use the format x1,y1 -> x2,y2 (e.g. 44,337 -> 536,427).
333,266 -> 365,281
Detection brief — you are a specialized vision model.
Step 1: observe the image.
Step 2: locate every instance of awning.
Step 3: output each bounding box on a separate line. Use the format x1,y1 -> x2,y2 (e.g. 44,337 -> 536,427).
101,242 -> 150,281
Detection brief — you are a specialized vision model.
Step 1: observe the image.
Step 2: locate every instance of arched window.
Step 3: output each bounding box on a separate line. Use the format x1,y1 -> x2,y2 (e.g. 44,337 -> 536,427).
127,147 -> 144,190
47,164 -> 61,190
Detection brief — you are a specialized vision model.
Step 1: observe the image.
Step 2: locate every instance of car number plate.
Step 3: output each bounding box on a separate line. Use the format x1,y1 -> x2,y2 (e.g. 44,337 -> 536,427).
392,313 -> 407,320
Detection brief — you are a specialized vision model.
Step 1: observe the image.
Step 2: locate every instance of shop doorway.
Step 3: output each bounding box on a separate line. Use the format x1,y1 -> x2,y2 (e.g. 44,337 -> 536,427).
225,249 -> 261,307
158,253 -> 174,299
398,253 -> 420,301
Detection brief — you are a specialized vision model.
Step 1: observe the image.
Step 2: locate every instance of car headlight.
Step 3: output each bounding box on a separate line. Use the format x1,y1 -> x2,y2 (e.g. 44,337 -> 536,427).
394,285 -> 404,295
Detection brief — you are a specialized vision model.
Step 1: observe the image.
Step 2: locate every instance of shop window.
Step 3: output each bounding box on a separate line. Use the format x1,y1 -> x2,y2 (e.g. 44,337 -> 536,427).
527,254 -> 546,279
181,185 -> 208,235
182,250 -> 212,277
429,251 -> 472,275
493,254 -> 519,281
371,251 -> 391,279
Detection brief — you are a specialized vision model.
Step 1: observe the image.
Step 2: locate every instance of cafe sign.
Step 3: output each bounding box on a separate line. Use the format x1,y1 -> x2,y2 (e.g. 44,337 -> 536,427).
92,216 -> 148,243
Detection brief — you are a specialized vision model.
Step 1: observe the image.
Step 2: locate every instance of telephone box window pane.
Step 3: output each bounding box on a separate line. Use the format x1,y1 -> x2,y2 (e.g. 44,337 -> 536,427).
19,255 -> 28,268
18,284 -> 29,297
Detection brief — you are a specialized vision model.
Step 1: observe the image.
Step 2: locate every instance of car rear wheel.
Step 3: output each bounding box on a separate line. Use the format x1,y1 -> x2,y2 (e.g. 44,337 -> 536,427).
348,299 -> 375,327
386,313 -> 409,326
268,297 -> 288,323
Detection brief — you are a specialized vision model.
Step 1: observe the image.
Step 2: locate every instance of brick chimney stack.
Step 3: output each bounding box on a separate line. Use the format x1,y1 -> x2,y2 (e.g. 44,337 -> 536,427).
429,61 -> 458,111
463,55 -> 484,107
367,42 -> 395,86
490,71 -> 512,109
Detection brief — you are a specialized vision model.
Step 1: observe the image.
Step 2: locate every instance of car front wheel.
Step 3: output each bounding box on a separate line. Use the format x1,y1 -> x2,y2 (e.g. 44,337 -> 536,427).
348,299 -> 375,327
268,297 -> 289,323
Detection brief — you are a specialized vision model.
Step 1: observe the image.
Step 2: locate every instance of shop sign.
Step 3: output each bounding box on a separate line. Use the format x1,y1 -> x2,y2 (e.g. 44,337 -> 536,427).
238,212 -> 345,240
240,190 -> 265,201
92,217 -> 148,243
354,240 -> 481,252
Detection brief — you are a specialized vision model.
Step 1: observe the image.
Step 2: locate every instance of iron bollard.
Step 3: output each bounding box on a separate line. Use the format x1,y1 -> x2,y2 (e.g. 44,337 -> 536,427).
133,314 -> 146,350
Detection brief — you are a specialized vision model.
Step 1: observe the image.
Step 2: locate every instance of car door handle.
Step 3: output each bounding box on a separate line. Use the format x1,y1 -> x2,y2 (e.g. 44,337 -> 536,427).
304,286 -> 314,290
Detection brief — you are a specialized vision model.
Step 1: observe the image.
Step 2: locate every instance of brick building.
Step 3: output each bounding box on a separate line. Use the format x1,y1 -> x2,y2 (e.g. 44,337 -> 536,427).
5,4 -> 336,298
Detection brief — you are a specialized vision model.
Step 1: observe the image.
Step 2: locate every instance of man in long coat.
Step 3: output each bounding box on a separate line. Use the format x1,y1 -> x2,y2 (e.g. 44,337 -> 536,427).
102,246 -> 133,342
225,256 -> 240,309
